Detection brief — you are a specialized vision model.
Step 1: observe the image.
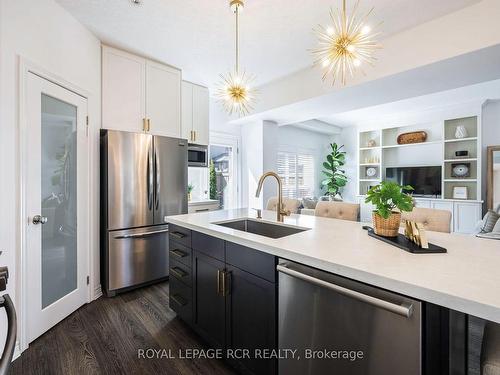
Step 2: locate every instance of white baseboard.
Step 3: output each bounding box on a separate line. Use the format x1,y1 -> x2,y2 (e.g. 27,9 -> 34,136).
93,284 -> 103,300
12,341 -> 22,360
14,286 -> 102,363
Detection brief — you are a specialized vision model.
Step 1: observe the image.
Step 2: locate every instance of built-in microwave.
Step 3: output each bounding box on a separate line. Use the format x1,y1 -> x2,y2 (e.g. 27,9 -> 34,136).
188,144 -> 208,167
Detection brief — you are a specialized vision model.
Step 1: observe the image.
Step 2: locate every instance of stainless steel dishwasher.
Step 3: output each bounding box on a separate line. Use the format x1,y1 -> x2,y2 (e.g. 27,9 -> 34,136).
278,260 -> 422,375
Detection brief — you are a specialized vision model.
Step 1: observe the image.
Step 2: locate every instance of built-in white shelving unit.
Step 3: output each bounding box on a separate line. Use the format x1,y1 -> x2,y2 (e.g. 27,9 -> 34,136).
357,116 -> 481,200
356,114 -> 483,233
442,116 -> 480,201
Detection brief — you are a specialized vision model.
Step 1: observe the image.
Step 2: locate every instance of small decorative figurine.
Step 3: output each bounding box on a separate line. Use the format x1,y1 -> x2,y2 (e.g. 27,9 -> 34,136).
455,125 -> 468,139
404,220 -> 429,249
451,163 -> 470,178
366,167 -> 378,178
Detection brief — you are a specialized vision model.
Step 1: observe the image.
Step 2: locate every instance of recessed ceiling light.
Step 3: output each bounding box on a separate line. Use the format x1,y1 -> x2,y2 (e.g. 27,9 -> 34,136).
131,0 -> 141,5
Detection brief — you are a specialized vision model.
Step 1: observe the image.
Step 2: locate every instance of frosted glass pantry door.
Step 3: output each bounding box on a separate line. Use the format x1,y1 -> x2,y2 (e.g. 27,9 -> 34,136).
26,72 -> 89,343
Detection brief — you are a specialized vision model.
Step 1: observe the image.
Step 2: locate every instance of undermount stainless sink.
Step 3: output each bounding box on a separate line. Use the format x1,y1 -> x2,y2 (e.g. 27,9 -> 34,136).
213,218 -> 309,239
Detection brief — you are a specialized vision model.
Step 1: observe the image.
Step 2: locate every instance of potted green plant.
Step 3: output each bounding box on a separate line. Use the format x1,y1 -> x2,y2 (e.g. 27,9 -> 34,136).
321,143 -> 348,199
187,183 -> 194,202
365,181 -> 414,237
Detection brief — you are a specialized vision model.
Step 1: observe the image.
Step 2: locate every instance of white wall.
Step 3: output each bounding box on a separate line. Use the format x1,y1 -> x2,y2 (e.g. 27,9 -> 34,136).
482,100 -> 500,212
262,121 -> 280,205
209,98 -> 241,137
337,126 -> 358,203
0,0 -> 101,353
275,126 -> 337,199
240,122 -> 264,208
240,121 -> 339,207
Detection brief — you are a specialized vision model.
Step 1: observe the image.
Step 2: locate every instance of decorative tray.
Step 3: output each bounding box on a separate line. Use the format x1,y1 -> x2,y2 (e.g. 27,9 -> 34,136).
397,131 -> 427,145
367,228 -> 447,254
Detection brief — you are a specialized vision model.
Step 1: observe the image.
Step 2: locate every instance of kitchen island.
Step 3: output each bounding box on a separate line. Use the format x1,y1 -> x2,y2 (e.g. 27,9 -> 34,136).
166,208 -> 500,375
167,208 -> 500,323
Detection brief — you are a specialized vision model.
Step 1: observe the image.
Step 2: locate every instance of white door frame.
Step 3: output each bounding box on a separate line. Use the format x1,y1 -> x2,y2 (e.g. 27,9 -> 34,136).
209,131 -> 242,209
18,58 -> 93,354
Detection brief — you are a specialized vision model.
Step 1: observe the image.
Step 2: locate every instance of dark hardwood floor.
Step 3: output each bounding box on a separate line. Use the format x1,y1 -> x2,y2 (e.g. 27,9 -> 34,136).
11,282 -> 236,375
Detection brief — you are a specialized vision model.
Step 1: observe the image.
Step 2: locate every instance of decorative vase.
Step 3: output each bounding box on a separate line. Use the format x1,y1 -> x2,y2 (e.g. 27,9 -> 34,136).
372,211 -> 401,237
455,125 -> 468,139
188,192 -> 192,202
367,139 -> 376,148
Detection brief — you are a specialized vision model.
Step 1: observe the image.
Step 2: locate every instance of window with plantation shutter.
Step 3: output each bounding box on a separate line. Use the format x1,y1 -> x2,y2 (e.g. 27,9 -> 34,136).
277,151 -> 315,199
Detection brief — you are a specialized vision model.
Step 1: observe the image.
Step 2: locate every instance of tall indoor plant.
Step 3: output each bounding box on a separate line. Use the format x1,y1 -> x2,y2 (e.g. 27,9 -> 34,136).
321,143 -> 348,198
365,181 -> 414,237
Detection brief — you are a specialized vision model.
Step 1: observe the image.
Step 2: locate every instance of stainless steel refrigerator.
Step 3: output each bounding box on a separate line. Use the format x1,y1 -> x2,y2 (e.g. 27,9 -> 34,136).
100,129 -> 187,297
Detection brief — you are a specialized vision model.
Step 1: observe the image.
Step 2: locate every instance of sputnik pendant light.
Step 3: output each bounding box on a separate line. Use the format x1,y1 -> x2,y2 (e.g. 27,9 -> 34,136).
312,0 -> 382,86
216,0 -> 256,116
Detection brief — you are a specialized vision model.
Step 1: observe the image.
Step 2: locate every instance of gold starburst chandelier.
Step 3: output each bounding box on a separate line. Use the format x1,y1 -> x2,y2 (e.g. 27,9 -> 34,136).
312,0 -> 381,86
216,0 -> 256,117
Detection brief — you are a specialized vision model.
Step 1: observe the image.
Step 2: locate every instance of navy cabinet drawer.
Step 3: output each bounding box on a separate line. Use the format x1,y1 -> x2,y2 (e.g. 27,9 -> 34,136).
169,276 -> 192,323
170,258 -> 192,287
226,242 -> 277,283
192,231 -> 225,261
169,224 -> 191,247
169,241 -> 192,267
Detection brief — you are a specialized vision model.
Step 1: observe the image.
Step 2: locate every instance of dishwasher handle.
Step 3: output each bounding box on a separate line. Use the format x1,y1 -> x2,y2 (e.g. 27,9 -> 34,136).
277,264 -> 413,318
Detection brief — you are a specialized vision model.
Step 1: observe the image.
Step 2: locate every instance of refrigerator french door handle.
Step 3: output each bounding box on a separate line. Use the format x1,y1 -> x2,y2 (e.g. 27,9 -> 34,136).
155,148 -> 160,210
277,264 -> 413,318
147,143 -> 154,211
146,150 -> 150,209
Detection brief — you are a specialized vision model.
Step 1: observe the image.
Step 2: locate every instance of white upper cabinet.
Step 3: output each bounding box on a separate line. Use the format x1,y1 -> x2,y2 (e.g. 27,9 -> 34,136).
145,60 -> 181,137
193,84 -> 209,145
181,81 -> 209,145
102,45 -> 181,137
102,46 -> 145,132
181,81 -> 193,141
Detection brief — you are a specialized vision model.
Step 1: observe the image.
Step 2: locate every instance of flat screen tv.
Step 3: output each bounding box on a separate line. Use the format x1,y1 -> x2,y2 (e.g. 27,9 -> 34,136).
385,166 -> 442,198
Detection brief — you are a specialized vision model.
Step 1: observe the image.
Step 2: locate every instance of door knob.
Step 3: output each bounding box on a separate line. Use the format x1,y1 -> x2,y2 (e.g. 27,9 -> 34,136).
32,215 -> 48,225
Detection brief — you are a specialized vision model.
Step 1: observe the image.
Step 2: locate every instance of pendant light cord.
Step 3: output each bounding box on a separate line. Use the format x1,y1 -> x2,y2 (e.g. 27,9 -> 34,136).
342,0 -> 347,33
235,4 -> 240,74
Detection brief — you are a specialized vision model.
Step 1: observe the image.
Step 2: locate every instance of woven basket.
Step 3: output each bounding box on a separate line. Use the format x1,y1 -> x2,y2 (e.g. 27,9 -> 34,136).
372,212 -> 401,237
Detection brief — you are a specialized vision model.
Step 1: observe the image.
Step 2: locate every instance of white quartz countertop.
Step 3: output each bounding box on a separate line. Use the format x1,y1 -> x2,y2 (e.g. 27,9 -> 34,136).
167,208 -> 500,323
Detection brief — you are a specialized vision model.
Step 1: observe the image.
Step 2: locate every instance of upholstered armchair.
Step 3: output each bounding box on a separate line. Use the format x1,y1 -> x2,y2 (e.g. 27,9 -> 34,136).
314,201 -> 360,222
400,207 -> 452,233
266,197 -> 301,214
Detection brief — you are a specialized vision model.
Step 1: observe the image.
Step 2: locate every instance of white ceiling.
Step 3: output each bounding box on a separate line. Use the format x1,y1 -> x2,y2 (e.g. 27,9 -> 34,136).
56,0 -> 481,88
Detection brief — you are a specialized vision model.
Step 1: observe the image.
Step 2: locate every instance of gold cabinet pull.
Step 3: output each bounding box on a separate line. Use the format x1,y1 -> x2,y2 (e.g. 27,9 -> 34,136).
217,269 -> 221,296
147,118 -> 151,132
222,270 -> 226,296
143,118 -> 147,132
193,130 -> 196,142
221,271 -> 231,296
